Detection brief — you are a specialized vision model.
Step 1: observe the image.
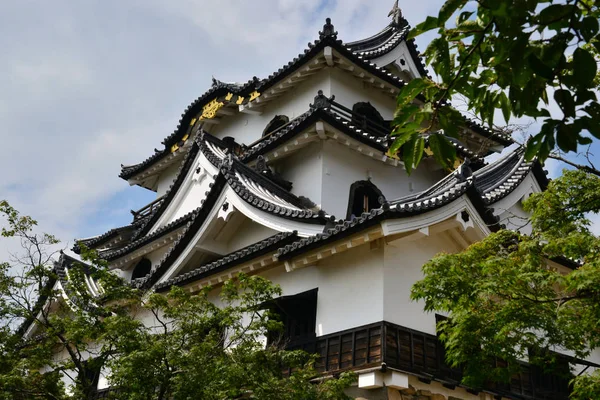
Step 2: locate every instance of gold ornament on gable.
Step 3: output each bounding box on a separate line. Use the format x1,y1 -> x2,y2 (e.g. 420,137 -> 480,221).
200,99 -> 225,120
249,91 -> 261,102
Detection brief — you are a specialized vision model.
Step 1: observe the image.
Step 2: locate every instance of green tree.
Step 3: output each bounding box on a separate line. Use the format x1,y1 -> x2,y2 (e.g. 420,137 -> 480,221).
0,201 -> 353,400
410,169 -> 600,397
0,200 -> 141,400
108,276 -> 354,400
390,0 -> 600,173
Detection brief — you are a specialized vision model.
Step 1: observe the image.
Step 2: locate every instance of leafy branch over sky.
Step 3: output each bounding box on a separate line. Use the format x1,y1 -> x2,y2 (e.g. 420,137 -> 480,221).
390,0 -> 600,173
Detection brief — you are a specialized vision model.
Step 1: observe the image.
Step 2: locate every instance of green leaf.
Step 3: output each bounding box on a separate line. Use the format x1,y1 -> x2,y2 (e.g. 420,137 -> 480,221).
409,16 -> 439,38
389,131 -> 413,156
413,136 -> 426,168
554,89 -> 575,118
556,122 -> 578,152
538,5 -> 576,27
393,104 -> 421,126
581,16 -> 599,42
396,78 -> 432,107
528,54 -> 555,80
581,116 -> 600,139
499,92 -> 511,123
457,11 -> 474,25
428,133 -> 456,169
576,89 -> 597,105
584,102 -> 600,119
525,134 -> 544,161
438,0 -> 467,26
431,37 -> 452,81
403,134 -> 419,175
572,47 -> 597,87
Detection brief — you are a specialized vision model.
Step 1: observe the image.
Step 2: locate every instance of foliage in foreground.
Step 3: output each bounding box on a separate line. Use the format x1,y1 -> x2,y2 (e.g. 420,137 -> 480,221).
0,201 -> 353,400
411,169 -> 600,398
390,0 -> 600,173
108,276 -> 354,400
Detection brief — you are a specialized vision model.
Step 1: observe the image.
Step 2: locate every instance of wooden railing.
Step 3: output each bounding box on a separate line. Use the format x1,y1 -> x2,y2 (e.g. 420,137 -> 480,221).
292,321 -> 571,400
131,195 -> 166,221
329,100 -> 392,139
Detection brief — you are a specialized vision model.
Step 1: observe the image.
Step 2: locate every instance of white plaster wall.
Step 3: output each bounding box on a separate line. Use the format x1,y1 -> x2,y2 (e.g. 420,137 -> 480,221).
209,69 -> 333,146
274,142 -> 323,208
155,153 -> 217,230
262,244 -> 384,336
156,163 -> 179,198
491,173 -> 542,236
320,140 -> 445,218
226,218 -> 278,253
383,233 -> 462,335
170,172 -> 215,224
329,67 -> 396,119
498,202 -> 532,235
372,41 -> 424,79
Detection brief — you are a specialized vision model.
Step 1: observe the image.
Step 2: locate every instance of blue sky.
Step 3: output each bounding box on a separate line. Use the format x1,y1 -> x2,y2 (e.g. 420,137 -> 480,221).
0,0 -> 597,257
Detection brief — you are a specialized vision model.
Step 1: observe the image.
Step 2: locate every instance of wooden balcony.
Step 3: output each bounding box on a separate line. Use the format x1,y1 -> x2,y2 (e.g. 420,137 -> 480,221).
131,195 -> 166,222
299,321 -> 571,400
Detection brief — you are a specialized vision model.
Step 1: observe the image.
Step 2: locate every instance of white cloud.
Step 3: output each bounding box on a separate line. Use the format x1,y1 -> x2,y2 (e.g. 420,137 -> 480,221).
0,0 -> 445,260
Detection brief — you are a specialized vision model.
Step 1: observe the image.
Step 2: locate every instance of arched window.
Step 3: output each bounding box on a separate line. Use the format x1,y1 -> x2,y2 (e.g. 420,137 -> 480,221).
263,115 -> 289,137
346,180 -> 385,220
352,102 -> 385,132
131,258 -> 152,281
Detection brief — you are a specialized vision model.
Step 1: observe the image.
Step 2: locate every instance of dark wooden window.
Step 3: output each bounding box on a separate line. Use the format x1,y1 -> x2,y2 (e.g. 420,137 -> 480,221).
131,258 -> 152,281
351,102 -> 386,136
263,115 -> 289,137
268,289 -> 318,352
346,180 -> 384,220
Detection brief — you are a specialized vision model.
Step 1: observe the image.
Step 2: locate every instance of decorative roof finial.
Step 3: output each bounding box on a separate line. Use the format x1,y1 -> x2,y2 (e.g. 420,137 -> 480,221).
310,90 -> 336,109
388,0 -> 405,27
319,18 -> 338,39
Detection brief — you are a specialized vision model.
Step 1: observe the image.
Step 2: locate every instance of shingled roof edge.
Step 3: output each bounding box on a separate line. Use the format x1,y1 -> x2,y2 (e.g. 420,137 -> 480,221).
277,178 -> 474,261
102,210 -> 196,262
155,231 -> 300,292
139,174 -> 228,289
131,141 -> 202,241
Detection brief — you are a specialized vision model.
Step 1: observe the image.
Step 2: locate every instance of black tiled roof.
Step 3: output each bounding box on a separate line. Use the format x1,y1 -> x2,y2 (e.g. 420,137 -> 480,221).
276,148 -> 541,260
120,17 -> 508,183
475,149 -> 536,205
101,209 -> 196,261
119,78 -> 258,181
240,105 -> 485,168
200,134 -> 329,222
222,157 -> 327,223
130,141 -> 202,241
277,177 -> 474,260
76,224 -> 136,251
155,231 -> 300,292
128,154 -> 331,288
133,174 -> 228,290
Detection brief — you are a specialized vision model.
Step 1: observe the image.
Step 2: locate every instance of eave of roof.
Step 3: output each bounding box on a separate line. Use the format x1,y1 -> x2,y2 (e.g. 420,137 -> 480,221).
240,105 -> 486,168
119,79 -> 259,181
124,152 -> 329,288
120,17 -> 508,182
18,252 -> 95,336
75,224 -> 137,253
277,177 -> 474,260
224,158 -> 327,222
277,148 -> 543,261
155,231 -> 300,292
101,209 -> 196,262
133,174 -> 228,289
129,141 -> 202,241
